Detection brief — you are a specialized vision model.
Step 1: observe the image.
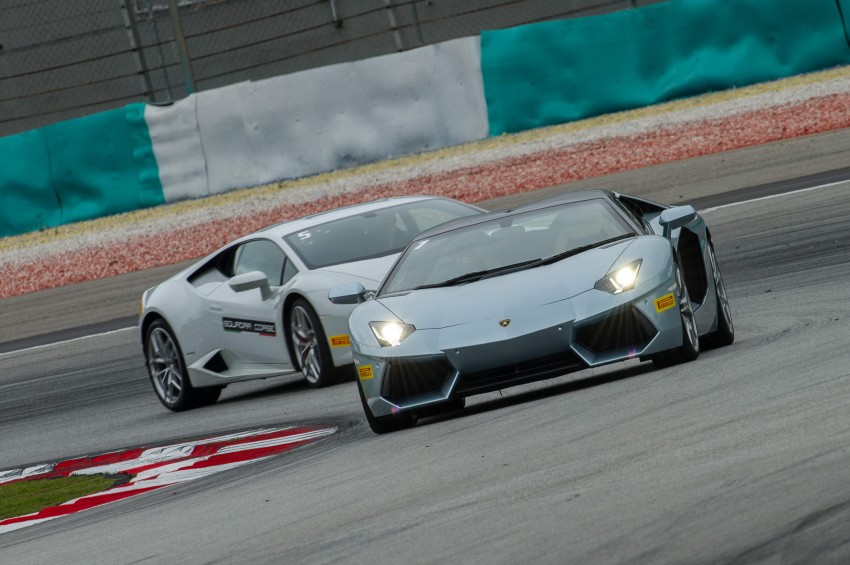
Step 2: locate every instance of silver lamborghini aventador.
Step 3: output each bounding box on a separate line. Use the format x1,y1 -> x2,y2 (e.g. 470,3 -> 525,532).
140,196 -> 482,411
332,190 -> 734,433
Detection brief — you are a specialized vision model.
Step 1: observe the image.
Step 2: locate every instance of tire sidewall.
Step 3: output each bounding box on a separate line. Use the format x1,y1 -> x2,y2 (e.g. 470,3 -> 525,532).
708,243 -> 735,346
144,319 -> 191,411
289,298 -> 337,388
676,259 -> 700,359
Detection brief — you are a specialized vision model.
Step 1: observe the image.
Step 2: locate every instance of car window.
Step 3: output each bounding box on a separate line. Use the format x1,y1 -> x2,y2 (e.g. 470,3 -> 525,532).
283,199 -> 480,270
233,239 -> 288,286
612,195 -> 651,233
381,198 -> 634,294
282,258 -> 298,285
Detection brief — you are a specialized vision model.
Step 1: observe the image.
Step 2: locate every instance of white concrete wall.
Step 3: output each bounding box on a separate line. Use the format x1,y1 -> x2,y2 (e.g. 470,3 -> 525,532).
145,97 -> 208,201
150,37 -> 488,202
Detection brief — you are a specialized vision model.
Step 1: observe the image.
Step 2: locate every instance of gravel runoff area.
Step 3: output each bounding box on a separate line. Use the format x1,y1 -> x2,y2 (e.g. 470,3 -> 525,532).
3,65 -> 850,299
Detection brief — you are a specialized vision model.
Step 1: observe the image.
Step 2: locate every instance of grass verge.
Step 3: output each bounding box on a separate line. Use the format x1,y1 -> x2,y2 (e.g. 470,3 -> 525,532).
0,474 -> 128,520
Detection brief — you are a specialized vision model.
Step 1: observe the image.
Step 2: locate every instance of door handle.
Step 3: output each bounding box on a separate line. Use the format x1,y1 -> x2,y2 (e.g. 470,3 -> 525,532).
209,303 -> 223,312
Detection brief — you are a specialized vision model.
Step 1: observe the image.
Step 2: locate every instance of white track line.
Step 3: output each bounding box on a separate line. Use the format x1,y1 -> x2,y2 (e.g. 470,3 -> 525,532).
699,180 -> 848,213
0,327 -> 136,358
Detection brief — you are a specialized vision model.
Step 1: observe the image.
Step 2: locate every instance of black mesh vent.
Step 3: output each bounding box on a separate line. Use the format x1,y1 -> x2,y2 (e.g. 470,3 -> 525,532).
455,352 -> 586,396
576,307 -> 656,355
381,356 -> 455,403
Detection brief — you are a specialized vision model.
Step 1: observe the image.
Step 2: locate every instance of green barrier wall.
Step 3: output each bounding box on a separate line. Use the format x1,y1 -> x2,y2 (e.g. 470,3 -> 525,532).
0,128 -> 60,237
482,0 -> 850,135
0,103 -> 163,238
837,0 -> 850,40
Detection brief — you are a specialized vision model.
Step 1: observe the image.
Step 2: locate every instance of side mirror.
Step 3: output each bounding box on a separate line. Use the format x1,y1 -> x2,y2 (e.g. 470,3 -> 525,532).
328,282 -> 373,305
658,205 -> 697,238
229,271 -> 271,300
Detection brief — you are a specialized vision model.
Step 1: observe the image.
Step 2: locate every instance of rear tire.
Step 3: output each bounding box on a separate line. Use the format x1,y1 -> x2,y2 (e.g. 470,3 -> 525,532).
702,243 -> 734,348
289,299 -> 341,388
653,258 -> 700,368
356,378 -> 417,434
144,319 -> 222,411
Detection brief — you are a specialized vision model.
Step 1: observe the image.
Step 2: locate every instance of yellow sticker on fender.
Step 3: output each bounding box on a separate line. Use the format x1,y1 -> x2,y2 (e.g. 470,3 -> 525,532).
655,293 -> 676,313
329,334 -> 351,348
358,365 -> 373,380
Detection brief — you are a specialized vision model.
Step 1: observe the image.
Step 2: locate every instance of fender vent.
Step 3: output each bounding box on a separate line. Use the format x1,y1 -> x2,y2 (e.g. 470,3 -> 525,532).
203,351 -> 229,373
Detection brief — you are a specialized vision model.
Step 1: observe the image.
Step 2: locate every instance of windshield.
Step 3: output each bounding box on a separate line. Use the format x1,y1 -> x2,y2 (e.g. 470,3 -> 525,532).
283,199 -> 480,270
380,198 -> 635,295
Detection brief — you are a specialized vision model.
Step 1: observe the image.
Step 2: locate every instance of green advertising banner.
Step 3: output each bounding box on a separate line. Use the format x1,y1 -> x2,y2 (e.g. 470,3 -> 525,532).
482,0 -> 850,135
0,103 -> 163,238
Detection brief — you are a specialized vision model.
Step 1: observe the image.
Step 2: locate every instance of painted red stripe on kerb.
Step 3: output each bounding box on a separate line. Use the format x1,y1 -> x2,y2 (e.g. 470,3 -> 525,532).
50,449 -> 146,478
0,425 -> 336,533
181,440 -> 317,470
115,430 -> 319,477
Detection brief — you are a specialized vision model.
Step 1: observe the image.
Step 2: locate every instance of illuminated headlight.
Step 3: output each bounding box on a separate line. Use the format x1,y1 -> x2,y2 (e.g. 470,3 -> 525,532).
595,259 -> 642,294
369,321 -> 416,347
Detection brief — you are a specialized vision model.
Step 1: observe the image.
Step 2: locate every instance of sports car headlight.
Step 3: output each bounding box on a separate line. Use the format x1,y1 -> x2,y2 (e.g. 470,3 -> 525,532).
595,259 -> 642,294
369,321 -> 416,347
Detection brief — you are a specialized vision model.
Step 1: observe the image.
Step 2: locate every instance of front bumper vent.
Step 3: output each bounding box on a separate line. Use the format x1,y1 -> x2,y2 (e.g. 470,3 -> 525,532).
381,356 -> 455,404
576,306 -> 656,355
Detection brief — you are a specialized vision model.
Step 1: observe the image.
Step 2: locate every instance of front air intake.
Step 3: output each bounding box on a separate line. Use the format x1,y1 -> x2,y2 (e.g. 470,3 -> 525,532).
381,356 -> 455,404
576,306 -> 656,355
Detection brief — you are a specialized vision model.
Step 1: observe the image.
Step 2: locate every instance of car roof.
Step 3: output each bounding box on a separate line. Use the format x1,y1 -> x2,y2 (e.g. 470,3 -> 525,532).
256,195 -> 446,238
414,189 -> 616,241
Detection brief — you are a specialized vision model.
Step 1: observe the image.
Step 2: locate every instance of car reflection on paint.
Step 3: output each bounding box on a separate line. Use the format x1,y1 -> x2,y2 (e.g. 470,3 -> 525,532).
140,196 -> 484,411
332,190 -> 734,434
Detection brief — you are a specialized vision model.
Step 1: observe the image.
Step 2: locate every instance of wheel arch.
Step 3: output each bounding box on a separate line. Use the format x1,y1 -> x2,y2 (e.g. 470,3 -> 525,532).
676,227 -> 708,305
281,291 -> 311,367
140,311 -> 168,353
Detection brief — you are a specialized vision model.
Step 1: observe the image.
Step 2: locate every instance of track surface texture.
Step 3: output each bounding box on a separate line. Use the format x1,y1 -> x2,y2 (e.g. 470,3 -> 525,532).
2,130 -> 850,563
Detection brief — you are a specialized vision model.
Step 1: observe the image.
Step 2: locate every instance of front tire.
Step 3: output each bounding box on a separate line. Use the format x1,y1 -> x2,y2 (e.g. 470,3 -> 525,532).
289,299 -> 340,388
356,378 -> 417,434
144,319 -> 221,411
653,258 -> 700,368
703,243 -> 734,348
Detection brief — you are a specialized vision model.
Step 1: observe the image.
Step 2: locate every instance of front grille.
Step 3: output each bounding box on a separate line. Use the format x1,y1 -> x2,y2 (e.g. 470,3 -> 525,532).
381,356 -> 455,403
455,352 -> 586,396
576,306 -> 656,355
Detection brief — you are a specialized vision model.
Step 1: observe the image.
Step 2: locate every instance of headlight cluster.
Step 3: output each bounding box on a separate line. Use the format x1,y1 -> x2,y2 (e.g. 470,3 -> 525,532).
369,321 -> 416,347
594,259 -> 642,294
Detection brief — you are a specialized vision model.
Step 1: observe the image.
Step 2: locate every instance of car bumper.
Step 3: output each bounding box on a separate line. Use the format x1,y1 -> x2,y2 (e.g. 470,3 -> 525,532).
353,268 -> 682,418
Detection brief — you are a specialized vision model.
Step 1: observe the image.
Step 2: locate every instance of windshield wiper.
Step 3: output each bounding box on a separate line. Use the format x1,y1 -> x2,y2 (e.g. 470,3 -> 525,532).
413,258 -> 542,290
532,233 -> 637,267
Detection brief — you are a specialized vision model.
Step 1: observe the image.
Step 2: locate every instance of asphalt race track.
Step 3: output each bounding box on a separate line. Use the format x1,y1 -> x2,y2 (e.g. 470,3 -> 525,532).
2,131 -> 850,563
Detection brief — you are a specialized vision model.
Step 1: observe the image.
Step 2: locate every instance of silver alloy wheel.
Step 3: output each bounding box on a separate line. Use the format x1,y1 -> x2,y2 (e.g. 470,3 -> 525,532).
291,305 -> 322,385
709,245 -> 734,333
148,327 -> 184,405
675,262 -> 700,352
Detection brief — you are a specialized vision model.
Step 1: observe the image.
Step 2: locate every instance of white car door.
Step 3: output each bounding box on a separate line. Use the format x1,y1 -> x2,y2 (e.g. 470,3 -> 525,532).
207,238 -> 298,368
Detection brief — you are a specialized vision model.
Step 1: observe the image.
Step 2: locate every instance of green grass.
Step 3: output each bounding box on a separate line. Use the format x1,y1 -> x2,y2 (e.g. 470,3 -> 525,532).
0,474 -> 126,520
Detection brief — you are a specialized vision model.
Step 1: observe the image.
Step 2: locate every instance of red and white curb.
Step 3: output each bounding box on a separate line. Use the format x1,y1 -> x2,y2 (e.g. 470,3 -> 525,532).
0,425 -> 336,534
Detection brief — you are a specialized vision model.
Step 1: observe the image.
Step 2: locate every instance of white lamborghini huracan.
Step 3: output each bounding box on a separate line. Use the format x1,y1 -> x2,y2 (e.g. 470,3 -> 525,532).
140,196 -> 482,411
